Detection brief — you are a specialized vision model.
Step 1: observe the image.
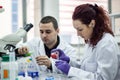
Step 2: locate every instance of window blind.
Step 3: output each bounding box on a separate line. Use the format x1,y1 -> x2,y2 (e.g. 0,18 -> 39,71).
59,0 -> 108,35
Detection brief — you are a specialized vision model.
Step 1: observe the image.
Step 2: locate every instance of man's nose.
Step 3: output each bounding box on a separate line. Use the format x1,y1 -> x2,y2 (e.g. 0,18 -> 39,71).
42,32 -> 47,37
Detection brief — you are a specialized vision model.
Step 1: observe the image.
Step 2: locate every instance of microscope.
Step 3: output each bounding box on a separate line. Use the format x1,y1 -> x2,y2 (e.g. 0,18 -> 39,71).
0,23 -> 33,57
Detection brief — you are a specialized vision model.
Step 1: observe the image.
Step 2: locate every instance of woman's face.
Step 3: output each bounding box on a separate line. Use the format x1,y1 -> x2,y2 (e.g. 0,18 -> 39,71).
73,20 -> 94,40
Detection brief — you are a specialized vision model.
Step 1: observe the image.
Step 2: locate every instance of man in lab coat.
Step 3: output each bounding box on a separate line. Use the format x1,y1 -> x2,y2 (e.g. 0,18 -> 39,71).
17,16 -> 78,73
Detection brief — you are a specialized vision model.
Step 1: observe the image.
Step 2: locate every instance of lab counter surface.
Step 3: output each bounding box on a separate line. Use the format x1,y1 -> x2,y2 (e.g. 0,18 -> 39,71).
0,56 -> 79,80
39,72 -> 79,80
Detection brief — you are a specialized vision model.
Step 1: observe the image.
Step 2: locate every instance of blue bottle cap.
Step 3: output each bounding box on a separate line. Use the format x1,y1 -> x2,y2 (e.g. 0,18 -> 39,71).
18,72 -> 25,77
45,76 -> 54,80
28,71 -> 39,78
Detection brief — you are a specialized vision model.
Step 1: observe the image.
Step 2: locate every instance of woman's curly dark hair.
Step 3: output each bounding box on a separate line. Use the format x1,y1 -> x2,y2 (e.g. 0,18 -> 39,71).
72,3 -> 114,46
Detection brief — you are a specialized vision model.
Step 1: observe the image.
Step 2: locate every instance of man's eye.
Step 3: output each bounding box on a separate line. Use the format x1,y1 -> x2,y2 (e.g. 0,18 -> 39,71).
40,30 -> 51,34
40,31 -> 43,34
46,31 -> 51,34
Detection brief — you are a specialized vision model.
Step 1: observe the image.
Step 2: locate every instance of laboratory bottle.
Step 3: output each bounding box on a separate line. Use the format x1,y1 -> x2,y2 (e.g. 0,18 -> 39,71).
17,57 -> 39,80
27,58 -> 39,80
1,54 -> 18,80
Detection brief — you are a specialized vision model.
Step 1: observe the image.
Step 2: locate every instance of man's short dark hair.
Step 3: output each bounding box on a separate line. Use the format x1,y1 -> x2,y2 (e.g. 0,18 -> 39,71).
40,16 -> 58,30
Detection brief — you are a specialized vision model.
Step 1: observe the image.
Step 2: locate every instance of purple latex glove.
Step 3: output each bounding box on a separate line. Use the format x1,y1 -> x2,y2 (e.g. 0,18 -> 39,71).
55,60 -> 70,75
51,49 -> 70,63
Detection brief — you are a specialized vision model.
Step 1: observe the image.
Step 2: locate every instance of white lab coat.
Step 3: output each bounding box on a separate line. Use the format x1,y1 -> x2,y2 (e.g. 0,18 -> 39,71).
17,36 -> 78,72
67,33 -> 120,80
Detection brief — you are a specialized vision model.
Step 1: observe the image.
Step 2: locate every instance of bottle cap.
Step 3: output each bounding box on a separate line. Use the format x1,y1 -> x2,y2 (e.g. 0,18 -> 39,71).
0,6 -> 3,8
25,53 -> 31,57
2,54 -> 9,62
18,72 -> 25,77
45,76 -> 54,80
16,53 -> 31,57
28,72 -> 39,78
51,53 -> 58,59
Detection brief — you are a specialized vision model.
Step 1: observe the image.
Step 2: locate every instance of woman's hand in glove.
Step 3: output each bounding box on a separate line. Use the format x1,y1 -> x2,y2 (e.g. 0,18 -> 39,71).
51,49 -> 70,63
55,60 -> 70,75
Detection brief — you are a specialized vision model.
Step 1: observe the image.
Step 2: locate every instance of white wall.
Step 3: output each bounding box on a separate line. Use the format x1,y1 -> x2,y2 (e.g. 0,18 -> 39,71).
43,0 -> 59,22
112,0 -> 120,35
0,0 -> 12,38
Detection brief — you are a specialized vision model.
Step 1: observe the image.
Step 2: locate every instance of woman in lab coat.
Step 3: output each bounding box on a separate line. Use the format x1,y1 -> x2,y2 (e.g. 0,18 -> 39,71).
52,3 -> 120,80
17,16 -> 77,72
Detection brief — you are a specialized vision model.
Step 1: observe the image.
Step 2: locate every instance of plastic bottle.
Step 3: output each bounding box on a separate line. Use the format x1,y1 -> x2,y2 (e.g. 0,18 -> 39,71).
16,72 -> 32,80
1,54 -> 18,80
27,58 -> 39,80
9,51 -> 18,80
17,57 -> 39,80
24,71 -> 32,80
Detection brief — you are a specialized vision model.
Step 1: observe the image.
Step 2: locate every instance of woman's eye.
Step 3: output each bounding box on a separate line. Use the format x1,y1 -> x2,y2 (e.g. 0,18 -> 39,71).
78,29 -> 83,31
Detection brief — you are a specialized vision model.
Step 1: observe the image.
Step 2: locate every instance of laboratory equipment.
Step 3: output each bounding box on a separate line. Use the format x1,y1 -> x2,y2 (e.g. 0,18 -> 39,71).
0,23 -> 33,80
1,54 -> 18,80
0,23 -> 33,56
0,6 -> 4,13
16,72 -> 32,80
51,49 -> 70,63
17,57 -> 39,80
51,52 -> 58,59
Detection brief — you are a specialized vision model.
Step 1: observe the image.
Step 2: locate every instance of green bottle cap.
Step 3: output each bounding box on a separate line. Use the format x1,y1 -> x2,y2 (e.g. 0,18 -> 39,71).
25,53 -> 31,57
2,54 -> 9,62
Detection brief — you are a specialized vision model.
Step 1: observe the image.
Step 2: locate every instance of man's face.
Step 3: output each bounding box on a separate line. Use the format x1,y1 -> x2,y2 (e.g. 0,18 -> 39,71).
39,22 -> 59,47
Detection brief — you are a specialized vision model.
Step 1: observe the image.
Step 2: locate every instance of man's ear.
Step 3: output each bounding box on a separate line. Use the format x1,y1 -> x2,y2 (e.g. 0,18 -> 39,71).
89,20 -> 95,28
56,28 -> 59,33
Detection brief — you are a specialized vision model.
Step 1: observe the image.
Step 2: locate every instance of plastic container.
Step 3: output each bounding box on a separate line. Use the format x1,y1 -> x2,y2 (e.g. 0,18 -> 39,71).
27,58 -> 39,80
1,54 -> 18,80
17,57 -> 39,80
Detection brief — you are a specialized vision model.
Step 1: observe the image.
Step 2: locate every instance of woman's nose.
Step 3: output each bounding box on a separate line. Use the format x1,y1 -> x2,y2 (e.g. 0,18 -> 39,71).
77,31 -> 81,36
